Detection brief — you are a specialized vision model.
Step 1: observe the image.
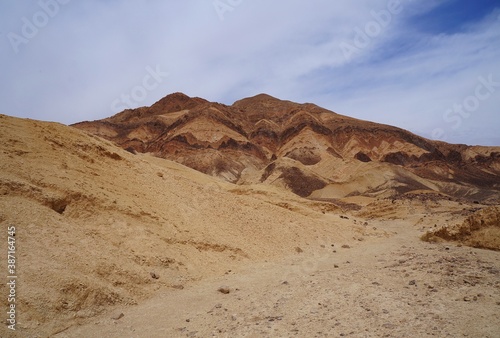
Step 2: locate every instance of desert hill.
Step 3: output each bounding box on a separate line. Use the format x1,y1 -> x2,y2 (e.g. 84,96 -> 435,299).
73,93 -> 500,203
0,114 -> 365,336
0,113 -> 499,337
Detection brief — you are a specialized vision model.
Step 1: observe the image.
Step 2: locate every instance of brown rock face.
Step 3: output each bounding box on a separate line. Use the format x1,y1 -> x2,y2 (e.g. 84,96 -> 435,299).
72,92 -> 500,203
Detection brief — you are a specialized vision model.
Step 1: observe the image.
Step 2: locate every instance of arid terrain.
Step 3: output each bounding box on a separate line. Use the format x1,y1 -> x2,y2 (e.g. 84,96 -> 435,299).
0,93 -> 499,337
74,93 -> 500,203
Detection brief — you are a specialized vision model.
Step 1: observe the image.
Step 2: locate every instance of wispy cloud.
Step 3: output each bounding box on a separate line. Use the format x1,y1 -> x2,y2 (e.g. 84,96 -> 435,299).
0,1 -> 498,145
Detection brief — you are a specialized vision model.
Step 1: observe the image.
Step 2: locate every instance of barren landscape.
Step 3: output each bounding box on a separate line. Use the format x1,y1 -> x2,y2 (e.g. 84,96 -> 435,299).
0,93 -> 499,337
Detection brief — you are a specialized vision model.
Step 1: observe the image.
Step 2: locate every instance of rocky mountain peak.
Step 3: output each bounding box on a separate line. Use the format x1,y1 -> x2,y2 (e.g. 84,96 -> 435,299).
73,93 -> 500,203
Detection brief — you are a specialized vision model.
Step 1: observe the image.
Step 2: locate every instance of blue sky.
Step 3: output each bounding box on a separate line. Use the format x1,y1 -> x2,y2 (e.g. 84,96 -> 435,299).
1,0 -> 499,145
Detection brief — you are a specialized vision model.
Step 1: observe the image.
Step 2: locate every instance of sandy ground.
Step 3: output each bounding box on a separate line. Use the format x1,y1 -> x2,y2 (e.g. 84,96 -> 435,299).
0,115 -> 498,337
0,115 -> 360,337
56,218 -> 500,338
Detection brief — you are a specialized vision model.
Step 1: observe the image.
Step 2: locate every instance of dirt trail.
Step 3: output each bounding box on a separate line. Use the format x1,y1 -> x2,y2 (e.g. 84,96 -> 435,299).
56,219 -> 500,337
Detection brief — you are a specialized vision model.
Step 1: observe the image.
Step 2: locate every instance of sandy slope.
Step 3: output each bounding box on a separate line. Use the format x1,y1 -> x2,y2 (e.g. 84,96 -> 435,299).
0,115 -> 361,336
56,218 -> 500,337
0,115 -> 498,337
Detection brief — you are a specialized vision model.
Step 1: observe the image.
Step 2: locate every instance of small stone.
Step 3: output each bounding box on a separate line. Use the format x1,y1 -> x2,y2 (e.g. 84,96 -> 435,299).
150,272 -> 159,279
334,264 -> 339,268
218,286 -> 231,294
112,313 -> 124,320
295,247 -> 303,253
341,244 -> 350,249
186,318 -> 190,322
409,280 -> 416,286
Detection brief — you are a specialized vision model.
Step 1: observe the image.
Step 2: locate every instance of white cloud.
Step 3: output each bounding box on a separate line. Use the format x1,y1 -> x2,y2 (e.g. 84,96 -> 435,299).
310,9 -> 500,145
0,1 -> 498,145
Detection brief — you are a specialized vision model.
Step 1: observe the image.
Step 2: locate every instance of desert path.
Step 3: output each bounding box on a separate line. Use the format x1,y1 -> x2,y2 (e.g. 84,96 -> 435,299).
56,218 -> 500,338
1,100 -> 498,337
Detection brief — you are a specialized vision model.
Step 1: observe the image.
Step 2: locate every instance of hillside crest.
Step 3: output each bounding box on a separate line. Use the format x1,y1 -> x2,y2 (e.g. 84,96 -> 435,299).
73,93 -> 500,203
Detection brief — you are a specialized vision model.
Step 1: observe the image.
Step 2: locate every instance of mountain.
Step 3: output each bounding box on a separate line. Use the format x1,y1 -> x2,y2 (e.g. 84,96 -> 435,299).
1,110 -> 498,336
73,93 -> 500,203
0,114 -> 359,335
